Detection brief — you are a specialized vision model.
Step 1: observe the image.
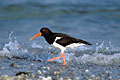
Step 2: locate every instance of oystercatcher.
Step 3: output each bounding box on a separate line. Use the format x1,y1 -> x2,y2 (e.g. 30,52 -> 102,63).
30,27 -> 92,65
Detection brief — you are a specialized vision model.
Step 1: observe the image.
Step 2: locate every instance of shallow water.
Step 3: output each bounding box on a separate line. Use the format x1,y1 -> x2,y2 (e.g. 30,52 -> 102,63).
0,0 -> 120,79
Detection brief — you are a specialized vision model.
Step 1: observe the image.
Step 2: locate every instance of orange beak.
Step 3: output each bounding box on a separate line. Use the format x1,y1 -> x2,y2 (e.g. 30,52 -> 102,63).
29,32 -> 42,40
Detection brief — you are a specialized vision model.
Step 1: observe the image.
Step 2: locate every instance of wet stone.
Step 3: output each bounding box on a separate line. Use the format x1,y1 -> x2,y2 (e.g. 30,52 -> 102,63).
85,69 -> 89,73
37,70 -> 42,74
54,71 -> 60,76
16,72 -> 29,76
10,63 -> 20,68
1,66 -> 5,70
69,71 -> 74,76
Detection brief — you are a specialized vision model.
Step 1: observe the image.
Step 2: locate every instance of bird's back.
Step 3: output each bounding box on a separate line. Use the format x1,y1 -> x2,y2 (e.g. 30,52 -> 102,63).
53,33 -> 92,47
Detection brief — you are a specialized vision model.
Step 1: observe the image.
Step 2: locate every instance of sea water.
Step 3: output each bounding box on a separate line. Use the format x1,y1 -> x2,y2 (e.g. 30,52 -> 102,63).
0,0 -> 120,79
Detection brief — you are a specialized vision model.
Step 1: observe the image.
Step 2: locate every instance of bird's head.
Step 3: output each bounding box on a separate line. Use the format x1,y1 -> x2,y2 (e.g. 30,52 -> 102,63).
30,27 -> 53,40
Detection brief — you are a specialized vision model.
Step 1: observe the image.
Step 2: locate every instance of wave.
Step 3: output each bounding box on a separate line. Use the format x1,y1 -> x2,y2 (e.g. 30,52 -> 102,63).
1,2 -> 120,21
0,32 -> 120,65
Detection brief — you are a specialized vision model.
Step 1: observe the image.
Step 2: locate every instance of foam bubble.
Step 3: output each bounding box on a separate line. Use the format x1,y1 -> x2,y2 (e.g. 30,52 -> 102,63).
1,32 -> 120,65
80,53 -> 120,65
31,42 -> 43,49
67,42 -> 120,65
0,32 -> 28,58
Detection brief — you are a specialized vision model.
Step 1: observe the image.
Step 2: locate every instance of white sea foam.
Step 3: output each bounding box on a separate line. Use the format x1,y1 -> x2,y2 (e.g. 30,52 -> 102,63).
0,32 -> 120,65
67,42 -> 120,65
0,32 -> 28,58
80,53 -> 120,65
31,42 -> 43,49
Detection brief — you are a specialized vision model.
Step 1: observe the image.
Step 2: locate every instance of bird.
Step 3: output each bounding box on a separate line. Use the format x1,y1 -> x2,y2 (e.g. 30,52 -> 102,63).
30,27 -> 92,65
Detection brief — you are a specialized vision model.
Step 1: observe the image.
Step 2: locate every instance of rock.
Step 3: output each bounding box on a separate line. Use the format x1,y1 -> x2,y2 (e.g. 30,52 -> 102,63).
85,69 -> 89,73
30,63 -> 34,66
38,76 -> 52,80
1,66 -> 5,70
10,63 -> 20,68
37,70 -> 42,74
75,77 -> 80,80
69,72 -> 74,75
54,71 -> 60,75
16,72 -> 28,76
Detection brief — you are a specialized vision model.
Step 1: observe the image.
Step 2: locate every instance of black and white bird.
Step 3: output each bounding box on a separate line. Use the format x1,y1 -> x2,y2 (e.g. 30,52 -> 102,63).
30,27 -> 92,65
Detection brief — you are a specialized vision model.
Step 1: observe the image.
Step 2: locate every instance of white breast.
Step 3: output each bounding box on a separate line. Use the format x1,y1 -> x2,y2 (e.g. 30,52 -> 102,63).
52,37 -> 66,53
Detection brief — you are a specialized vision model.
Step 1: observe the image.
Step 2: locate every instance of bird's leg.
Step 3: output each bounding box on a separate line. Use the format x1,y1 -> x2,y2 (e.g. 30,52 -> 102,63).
48,54 -> 63,61
61,53 -> 66,66
48,53 -> 66,65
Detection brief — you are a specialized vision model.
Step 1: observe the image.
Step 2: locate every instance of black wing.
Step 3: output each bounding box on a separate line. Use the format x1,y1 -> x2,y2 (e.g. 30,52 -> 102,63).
54,33 -> 92,47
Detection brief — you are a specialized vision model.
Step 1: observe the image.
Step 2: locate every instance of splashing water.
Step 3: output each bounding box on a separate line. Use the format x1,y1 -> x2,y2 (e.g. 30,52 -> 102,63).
0,32 -> 120,65
0,32 -> 55,61
0,31 -> 28,58
31,42 -> 43,49
69,42 -> 120,65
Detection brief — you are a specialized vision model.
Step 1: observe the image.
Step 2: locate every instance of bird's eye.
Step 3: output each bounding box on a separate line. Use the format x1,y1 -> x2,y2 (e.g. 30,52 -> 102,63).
42,29 -> 46,32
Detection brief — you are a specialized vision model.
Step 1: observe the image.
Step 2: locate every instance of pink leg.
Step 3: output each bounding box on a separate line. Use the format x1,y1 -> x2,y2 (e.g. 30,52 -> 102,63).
61,53 -> 66,65
48,53 -> 66,65
48,56 -> 62,61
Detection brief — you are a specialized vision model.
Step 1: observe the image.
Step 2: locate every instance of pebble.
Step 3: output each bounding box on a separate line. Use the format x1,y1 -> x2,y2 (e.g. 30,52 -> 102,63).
38,76 -> 52,80
30,63 -> 34,66
69,72 -> 74,75
46,67 -> 50,70
109,76 -> 112,79
42,66 -> 50,70
95,77 -> 100,80
43,70 -> 46,73
54,71 -> 60,75
59,77 -> 64,80
46,76 -> 52,80
31,73 -> 35,78
0,76 -> 15,80
101,72 -> 105,77
106,71 -> 109,74
17,75 -> 23,79
1,66 -> 5,70
42,66 -> 47,69
16,72 -> 28,76
24,74 -> 28,78
0,75 -> 15,80
37,70 -> 42,74
85,69 -> 89,73
91,75 -> 95,78
75,77 -> 80,80
88,79 -> 92,80
10,63 -> 20,68
1,75 -> 8,78
65,77 -> 72,80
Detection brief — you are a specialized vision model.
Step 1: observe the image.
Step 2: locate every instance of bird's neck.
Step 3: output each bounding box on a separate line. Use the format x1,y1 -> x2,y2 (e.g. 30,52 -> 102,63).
44,33 -> 55,44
